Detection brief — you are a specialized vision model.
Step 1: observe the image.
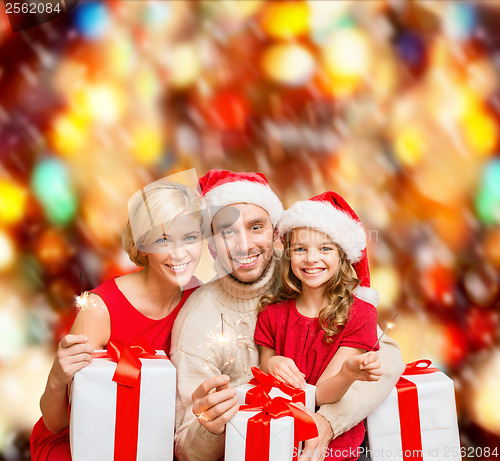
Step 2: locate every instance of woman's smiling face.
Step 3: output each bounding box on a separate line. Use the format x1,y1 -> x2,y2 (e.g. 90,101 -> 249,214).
141,212 -> 203,288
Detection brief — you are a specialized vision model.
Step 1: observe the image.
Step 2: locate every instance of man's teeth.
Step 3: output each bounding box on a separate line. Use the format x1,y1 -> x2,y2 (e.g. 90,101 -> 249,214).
168,263 -> 188,271
235,255 -> 258,264
303,268 -> 324,274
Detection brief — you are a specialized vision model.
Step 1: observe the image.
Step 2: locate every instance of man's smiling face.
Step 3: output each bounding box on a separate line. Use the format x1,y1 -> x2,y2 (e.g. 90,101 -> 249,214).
211,203 -> 275,283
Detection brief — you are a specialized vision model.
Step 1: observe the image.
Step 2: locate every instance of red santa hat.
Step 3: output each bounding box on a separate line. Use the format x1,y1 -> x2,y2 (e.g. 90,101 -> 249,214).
279,191 -> 379,307
199,170 -> 283,232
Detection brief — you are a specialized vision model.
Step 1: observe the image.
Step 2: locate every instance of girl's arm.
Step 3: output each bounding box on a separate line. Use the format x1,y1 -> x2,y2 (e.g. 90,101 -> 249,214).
315,347 -> 381,407
40,293 -> 110,433
259,345 -> 306,389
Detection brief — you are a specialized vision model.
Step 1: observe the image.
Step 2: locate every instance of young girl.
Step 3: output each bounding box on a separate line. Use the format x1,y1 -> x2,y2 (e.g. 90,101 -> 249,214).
255,191 -> 382,461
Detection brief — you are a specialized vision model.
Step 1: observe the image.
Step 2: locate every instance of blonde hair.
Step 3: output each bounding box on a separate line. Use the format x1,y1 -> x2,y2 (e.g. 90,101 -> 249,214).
122,180 -> 202,267
259,231 -> 360,342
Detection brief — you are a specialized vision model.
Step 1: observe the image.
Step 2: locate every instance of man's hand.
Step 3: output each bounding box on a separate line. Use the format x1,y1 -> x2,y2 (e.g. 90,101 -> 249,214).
290,403 -> 333,461
191,374 -> 239,435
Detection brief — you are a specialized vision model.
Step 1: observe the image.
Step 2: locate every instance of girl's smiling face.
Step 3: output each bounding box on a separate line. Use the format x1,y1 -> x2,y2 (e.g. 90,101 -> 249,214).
289,227 -> 340,290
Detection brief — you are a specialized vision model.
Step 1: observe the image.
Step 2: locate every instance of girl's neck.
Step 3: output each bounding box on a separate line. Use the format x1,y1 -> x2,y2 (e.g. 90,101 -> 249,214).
296,284 -> 327,317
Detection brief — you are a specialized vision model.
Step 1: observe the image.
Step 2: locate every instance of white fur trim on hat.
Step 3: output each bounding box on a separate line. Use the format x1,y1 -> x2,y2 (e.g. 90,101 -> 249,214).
353,286 -> 379,307
279,200 -> 366,263
203,180 -> 283,227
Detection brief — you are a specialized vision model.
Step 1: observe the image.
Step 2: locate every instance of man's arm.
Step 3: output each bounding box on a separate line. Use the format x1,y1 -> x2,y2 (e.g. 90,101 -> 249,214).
317,328 -> 405,438
171,348 -> 229,461
170,294 -> 238,461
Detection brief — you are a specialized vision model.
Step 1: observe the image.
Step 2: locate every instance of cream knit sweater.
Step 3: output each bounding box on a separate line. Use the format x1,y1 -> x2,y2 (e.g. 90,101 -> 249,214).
170,255 -> 405,461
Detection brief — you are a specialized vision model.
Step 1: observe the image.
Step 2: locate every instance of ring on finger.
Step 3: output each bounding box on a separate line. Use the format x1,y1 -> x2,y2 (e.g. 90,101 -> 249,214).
197,411 -> 212,422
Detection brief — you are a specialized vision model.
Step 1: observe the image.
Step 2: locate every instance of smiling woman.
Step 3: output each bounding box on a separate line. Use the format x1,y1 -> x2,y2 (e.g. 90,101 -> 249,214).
30,179 -> 205,461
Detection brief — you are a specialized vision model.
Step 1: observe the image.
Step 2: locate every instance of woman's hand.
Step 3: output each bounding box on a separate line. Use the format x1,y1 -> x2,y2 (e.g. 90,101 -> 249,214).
49,334 -> 94,388
342,351 -> 382,382
267,355 -> 306,389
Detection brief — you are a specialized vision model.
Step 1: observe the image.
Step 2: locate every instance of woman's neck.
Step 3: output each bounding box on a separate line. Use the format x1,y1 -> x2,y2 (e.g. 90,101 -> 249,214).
296,284 -> 327,317
134,268 -> 182,315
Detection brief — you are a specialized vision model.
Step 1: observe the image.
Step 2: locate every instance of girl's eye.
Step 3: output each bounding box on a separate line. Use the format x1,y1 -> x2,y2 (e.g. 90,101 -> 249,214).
321,247 -> 333,252
293,247 -> 305,252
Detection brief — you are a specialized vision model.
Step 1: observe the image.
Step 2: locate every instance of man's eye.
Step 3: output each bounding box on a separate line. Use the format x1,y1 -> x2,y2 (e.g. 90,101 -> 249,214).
251,225 -> 263,231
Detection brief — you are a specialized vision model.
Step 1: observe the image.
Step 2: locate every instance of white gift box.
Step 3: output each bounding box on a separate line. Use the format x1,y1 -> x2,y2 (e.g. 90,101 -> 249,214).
366,362 -> 461,461
225,409 -> 296,461
70,349 -> 175,461
235,382 -> 316,412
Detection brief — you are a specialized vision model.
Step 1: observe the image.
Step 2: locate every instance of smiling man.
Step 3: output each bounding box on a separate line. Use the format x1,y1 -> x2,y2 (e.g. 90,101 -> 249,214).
170,170 -> 405,461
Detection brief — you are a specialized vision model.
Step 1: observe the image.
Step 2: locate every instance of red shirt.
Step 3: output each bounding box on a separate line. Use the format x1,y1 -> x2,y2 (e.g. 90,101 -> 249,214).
90,277 -> 196,354
254,297 -> 378,461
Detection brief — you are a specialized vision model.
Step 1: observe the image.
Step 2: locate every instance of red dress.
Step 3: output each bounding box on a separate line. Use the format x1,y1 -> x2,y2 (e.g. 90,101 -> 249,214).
254,297 -> 378,461
30,277 -> 197,461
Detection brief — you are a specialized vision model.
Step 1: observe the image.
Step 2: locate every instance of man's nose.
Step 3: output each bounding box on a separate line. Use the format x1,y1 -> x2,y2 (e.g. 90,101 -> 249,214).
232,231 -> 250,254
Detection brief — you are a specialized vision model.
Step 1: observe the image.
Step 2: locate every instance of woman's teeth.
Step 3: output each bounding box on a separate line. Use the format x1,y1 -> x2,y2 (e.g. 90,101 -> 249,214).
168,263 -> 189,271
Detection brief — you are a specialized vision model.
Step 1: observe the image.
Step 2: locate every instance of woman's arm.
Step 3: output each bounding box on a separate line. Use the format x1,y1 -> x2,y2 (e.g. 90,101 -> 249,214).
315,347 -> 381,406
40,293 -> 110,433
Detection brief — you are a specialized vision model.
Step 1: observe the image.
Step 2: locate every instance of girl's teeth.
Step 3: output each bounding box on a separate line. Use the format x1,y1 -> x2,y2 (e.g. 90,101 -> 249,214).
304,269 -> 323,274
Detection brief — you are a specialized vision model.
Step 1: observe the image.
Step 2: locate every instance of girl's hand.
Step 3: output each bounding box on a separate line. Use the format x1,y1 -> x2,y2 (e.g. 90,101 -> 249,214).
343,351 -> 382,382
267,355 -> 306,389
49,334 -> 94,388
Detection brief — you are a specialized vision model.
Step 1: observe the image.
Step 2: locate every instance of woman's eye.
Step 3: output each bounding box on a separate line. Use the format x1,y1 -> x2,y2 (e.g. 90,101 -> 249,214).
222,229 -> 235,236
155,237 -> 168,245
321,247 -> 333,252
185,234 -> 200,242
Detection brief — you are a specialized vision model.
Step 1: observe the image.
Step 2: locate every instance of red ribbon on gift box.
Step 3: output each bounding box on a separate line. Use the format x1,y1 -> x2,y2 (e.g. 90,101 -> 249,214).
239,392 -> 318,461
396,360 -> 440,461
92,339 -> 168,461
246,366 -> 306,406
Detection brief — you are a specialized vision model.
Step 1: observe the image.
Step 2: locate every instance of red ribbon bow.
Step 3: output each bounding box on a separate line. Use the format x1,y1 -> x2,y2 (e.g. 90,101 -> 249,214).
239,395 -> 318,461
396,360 -> 439,461
246,366 -> 306,406
92,339 -> 168,461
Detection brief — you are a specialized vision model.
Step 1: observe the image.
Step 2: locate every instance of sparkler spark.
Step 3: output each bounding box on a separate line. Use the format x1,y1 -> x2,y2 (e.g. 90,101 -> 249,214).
370,312 -> 400,351
204,314 -> 252,365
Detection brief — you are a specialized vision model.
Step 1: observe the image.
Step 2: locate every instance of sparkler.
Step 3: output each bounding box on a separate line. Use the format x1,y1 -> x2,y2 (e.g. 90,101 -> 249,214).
203,315 -> 253,367
75,273 -> 97,336
370,312 -> 400,351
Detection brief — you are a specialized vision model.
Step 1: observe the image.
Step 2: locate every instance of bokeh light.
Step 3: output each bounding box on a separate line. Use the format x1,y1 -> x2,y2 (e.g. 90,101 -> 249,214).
1,1 -> 499,457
